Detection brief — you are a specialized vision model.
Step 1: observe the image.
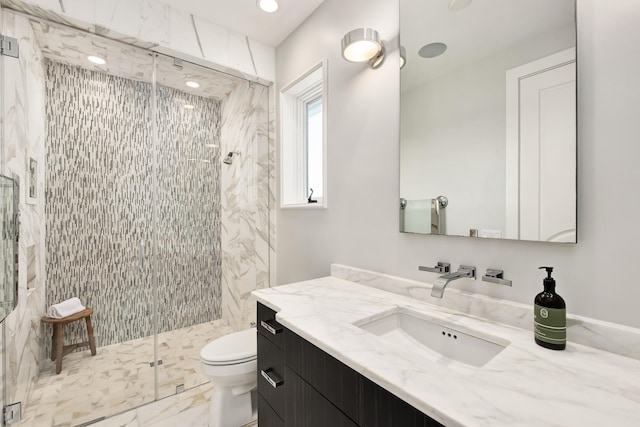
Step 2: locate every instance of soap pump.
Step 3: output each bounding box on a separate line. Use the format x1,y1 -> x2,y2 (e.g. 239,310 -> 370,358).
534,266 -> 566,350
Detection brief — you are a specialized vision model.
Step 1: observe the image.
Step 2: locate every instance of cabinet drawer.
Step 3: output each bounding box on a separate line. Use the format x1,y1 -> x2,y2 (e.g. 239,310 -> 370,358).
258,394 -> 284,427
258,302 -> 285,348
285,367 -> 358,427
361,377 -> 444,427
285,326 -> 361,424
258,333 -> 285,416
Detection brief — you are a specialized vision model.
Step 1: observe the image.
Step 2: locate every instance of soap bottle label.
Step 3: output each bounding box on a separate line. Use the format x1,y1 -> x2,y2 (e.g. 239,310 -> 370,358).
534,304 -> 566,345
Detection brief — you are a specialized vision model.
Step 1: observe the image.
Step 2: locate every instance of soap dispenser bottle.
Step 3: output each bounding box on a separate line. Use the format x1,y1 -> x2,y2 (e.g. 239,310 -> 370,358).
534,266 -> 566,350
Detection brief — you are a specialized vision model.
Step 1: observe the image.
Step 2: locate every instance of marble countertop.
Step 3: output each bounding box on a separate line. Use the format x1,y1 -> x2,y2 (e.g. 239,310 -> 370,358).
253,277 -> 640,427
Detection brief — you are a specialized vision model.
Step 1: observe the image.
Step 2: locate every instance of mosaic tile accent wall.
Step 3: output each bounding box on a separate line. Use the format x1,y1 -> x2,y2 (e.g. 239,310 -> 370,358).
45,62 -> 222,349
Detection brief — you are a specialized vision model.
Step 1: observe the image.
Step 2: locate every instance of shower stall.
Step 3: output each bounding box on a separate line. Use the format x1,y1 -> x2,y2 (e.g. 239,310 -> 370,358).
0,5 -> 271,425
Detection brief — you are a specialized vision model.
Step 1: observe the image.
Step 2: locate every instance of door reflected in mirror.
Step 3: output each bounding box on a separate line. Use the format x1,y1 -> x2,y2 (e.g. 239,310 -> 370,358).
399,0 -> 576,243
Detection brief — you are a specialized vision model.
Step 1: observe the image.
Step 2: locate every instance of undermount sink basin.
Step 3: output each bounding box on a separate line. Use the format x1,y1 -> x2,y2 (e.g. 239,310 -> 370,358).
355,308 -> 509,368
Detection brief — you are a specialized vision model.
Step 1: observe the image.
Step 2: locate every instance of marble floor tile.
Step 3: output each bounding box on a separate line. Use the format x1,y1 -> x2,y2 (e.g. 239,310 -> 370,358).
89,382 -> 258,427
19,320 -> 235,427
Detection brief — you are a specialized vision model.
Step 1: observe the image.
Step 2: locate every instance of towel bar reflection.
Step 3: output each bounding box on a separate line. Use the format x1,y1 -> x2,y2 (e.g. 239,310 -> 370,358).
431,196 -> 448,234
400,195 -> 448,234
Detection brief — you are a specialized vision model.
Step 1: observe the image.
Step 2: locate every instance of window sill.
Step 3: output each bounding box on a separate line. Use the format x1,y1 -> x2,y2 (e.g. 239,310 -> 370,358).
280,202 -> 327,210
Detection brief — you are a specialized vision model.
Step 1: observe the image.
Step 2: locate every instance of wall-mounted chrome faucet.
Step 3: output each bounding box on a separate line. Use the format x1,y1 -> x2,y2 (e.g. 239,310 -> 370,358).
430,265 -> 476,298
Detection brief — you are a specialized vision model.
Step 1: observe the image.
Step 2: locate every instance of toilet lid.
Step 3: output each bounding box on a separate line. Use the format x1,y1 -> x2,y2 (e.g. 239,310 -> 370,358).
200,328 -> 257,365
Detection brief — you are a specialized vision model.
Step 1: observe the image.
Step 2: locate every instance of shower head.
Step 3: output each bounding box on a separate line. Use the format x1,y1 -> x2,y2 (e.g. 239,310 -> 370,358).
223,151 -> 240,165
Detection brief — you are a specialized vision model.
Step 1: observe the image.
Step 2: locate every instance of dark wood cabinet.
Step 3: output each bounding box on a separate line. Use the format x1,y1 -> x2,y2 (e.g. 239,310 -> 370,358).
257,334 -> 285,416
258,302 -> 285,348
361,377 -> 444,427
257,302 -> 444,427
285,366 -> 358,427
257,395 -> 285,427
257,304 -> 286,425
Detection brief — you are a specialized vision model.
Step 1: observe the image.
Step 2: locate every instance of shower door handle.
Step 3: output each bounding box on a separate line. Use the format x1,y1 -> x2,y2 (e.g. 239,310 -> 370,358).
138,239 -> 145,271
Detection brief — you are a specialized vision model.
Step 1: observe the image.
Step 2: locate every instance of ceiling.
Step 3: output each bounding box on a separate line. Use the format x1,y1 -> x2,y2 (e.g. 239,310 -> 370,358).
401,0 -> 575,91
30,18 -> 241,100
155,0 -> 325,47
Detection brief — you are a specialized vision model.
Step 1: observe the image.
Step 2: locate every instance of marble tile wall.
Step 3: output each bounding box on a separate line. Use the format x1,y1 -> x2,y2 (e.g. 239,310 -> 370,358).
45,62 -> 223,349
220,80 -> 273,330
0,0 -> 276,83
0,8 -> 47,413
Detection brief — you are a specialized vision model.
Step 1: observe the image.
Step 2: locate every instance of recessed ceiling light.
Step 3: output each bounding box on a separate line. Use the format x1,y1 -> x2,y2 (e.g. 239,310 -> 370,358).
186,81 -> 200,88
418,42 -> 447,59
184,104 -> 195,109
257,0 -> 278,13
87,55 -> 106,65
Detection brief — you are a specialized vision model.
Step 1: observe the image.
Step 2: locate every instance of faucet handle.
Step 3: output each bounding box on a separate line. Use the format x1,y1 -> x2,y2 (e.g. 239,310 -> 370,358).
482,269 -> 512,287
418,262 -> 450,274
458,265 -> 476,279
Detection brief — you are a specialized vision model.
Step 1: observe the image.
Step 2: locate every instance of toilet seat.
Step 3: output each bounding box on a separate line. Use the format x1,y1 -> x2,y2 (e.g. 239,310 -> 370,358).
201,328 -> 257,366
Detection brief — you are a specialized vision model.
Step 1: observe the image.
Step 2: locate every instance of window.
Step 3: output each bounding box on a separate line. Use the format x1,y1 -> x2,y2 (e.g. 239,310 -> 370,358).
280,61 -> 327,208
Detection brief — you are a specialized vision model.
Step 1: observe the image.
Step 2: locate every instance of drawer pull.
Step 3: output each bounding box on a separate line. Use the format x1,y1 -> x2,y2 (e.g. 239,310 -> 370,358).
261,368 -> 284,388
260,320 -> 283,335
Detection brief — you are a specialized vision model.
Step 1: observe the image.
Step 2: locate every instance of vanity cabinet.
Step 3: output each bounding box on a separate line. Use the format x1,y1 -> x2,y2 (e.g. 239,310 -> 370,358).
257,303 -> 286,427
257,303 -> 443,427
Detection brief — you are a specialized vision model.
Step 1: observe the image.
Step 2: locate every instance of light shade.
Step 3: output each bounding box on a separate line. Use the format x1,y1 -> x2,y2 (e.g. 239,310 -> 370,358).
341,28 -> 383,64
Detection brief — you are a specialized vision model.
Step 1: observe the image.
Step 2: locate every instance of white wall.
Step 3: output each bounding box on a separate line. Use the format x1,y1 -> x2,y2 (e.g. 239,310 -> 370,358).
276,0 -> 640,329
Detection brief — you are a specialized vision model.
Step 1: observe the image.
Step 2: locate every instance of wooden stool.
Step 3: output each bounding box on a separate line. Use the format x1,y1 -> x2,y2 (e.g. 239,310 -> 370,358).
41,307 -> 97,374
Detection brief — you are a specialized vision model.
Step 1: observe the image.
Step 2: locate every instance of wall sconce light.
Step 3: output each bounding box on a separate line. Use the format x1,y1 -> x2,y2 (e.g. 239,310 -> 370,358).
400,46 -> 406,69
341,28 -> 385,69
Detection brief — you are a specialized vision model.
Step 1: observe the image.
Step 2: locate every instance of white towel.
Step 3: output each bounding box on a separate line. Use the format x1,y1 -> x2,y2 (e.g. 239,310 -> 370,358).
47,297 -> 86,319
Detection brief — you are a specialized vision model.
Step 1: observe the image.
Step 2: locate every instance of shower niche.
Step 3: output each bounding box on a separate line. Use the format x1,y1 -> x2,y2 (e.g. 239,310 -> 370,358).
0,175 -> 18,323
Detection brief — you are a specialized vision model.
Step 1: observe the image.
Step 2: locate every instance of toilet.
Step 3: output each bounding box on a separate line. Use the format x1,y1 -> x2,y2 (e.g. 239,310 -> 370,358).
200,328 -> 257,427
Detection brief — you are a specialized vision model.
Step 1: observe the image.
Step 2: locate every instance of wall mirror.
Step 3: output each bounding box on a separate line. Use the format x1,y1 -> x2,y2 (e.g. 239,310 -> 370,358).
400,0 -> 576,243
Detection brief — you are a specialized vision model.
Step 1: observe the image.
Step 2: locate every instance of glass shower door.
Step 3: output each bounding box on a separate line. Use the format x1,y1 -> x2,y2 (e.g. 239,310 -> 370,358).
152,53 -> 227,399
39,22 -> 158,423
0,4 -> 6,417
151,52 -> 272,402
